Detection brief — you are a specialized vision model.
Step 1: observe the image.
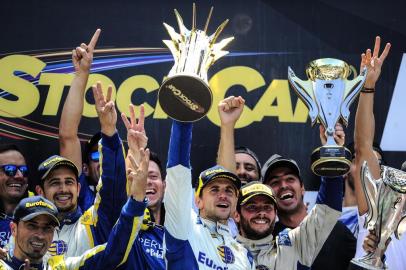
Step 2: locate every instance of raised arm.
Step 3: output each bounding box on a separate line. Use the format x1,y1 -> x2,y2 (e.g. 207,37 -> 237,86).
164,120 -> 193,261
62,149 -> 150,270
354,36 -> 391,215
121,104 -> 148,195
59,29 -> 100,172
216,96 -> 245,173
89,83 -> 127,244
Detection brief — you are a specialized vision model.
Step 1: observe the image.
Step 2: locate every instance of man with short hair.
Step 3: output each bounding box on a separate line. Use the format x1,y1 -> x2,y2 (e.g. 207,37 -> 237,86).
235,179 -> 342,269
164,120 -> 255,269
0,146 -> 149,269
262,150 -> 357,270
0,144 -> 29,248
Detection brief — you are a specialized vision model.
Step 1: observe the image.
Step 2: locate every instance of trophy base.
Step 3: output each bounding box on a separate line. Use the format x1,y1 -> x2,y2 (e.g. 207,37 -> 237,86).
349,258 -> 387,270
158,75 -> 212,122
311,145 -> 352,177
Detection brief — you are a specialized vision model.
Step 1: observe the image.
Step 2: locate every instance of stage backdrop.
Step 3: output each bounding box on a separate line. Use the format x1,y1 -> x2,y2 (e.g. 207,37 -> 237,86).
1,0 -> 406,190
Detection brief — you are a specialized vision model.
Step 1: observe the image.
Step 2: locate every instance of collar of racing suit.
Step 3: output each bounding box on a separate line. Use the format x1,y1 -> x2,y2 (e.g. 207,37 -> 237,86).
197,216 -> 232,238
236,232 -> 274,255
5,256 -> 44,270
58,206 -> 82,226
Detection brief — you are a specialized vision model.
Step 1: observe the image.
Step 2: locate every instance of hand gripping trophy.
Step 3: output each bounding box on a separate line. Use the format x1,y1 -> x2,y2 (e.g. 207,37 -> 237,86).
158,4 -> 234,122
350,162 -> 406,270
288,59 -> 367,177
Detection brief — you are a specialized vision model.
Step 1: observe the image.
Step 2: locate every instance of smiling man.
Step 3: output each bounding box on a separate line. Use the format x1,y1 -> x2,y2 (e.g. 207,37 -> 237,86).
0,146 -> 149,270
235,179 -> 342,269
164,120 -> 255,269
0,145 -> 30,249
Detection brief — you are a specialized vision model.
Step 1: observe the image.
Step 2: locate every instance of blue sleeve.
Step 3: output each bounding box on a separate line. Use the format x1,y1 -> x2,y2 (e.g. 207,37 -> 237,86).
315,176 -> 343,211
93,132 -> 128,244
78,173 -> 95,212
167,120 -> 193,169
74,198 -> 147,270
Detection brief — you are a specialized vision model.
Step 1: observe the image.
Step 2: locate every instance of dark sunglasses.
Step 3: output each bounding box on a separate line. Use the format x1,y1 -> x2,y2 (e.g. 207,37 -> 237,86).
90,151 -> 100,162
1,164 -> 29,177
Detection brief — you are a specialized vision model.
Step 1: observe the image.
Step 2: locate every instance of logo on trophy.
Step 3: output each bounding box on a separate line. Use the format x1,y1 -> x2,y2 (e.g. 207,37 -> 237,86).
350,162 -> 406,270
288,58 -> 367,177
158,4 -> 234,122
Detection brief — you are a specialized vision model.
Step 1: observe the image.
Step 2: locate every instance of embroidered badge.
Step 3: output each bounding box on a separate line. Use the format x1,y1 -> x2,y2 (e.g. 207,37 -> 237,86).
48,240 -> 68,256
277,229 -> 292,246
217,245 -> 235,264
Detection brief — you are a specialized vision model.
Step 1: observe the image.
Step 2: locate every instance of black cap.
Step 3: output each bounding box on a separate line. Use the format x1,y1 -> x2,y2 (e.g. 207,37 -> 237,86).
238,181 -> 277,206
262,154 -> 301,183
38,155 -> 79,181
13,196 -> 59,226
195,165 -> 241,197
235,146 -> 262,180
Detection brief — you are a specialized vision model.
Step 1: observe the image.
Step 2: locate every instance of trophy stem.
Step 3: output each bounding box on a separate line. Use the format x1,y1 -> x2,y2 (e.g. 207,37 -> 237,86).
204,7 -> 214,33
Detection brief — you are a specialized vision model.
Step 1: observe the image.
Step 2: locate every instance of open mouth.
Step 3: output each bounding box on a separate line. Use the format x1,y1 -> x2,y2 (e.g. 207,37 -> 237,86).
30,240 -> 45,249
55,194 -> 72,203
279,192 -> 294,201
252,218 -> 269,224
216,203 -> 230,209
146,189 -> 156,196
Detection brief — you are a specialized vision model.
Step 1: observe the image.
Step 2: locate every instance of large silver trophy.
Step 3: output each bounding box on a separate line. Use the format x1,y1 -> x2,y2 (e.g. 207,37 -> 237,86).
158,4 -> 234,122
350,162 -> 406,270
288,59 -> 367,177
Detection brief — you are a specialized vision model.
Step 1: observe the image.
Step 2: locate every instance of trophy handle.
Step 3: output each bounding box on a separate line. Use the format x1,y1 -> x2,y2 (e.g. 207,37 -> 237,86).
395,215 -> 406,240
288,67 -> 319,125
361,161 -> 379,229
340,66 -> 367,126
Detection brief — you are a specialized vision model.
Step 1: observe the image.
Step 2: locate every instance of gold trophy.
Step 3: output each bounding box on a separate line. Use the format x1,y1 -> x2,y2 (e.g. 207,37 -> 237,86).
158,4 -> 234,122
288,59 -> 367,177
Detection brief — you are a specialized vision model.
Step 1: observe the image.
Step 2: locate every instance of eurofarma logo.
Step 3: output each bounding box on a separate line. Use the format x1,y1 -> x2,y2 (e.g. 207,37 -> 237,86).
0,48 -> 309,140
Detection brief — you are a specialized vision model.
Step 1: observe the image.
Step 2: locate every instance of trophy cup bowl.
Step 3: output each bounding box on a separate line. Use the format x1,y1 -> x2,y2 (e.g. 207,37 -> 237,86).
158,5 -> 234,122
350,162 -> 406,270
288,58 -> 367,177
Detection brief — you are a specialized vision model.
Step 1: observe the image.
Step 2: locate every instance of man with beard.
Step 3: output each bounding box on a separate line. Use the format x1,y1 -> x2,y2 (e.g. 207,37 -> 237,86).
15,66 -> 129,258
58,29 -> 105,212
0,145 -> 30,248
235,178 -> 342,269
263,150 -> 356,270
0,147 -> 150,270
164,119 -> 255,269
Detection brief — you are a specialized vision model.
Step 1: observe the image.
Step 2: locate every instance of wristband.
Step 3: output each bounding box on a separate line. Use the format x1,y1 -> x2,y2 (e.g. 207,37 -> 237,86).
361,87 -> 375,93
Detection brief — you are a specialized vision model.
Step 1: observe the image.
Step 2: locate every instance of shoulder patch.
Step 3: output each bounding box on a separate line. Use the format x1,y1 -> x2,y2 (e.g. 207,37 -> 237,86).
48,240 -> 68,256
80,208 -> 94,225
277,228 -> 292,246
48,255 -> 67,270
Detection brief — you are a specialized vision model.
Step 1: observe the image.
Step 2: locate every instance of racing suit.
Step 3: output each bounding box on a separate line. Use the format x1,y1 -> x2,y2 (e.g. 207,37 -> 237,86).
164,121 -> 255,270
7,132 -> 127,258
237,176 -> 342,270
0,197 -> 146,270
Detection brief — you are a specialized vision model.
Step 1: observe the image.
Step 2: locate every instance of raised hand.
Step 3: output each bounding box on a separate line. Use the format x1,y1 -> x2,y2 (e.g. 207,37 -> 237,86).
319,123 -> 345,146
218,96 -> 245,126
92,82 -> 117,136
121,104 -> 148,153
127,148 -> 150,202
360,36 -> 391,89
72,29 -> 101,74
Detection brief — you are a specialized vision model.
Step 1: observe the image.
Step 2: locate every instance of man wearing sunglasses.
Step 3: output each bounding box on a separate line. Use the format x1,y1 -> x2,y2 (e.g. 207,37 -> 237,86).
0,144 -> 29,249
